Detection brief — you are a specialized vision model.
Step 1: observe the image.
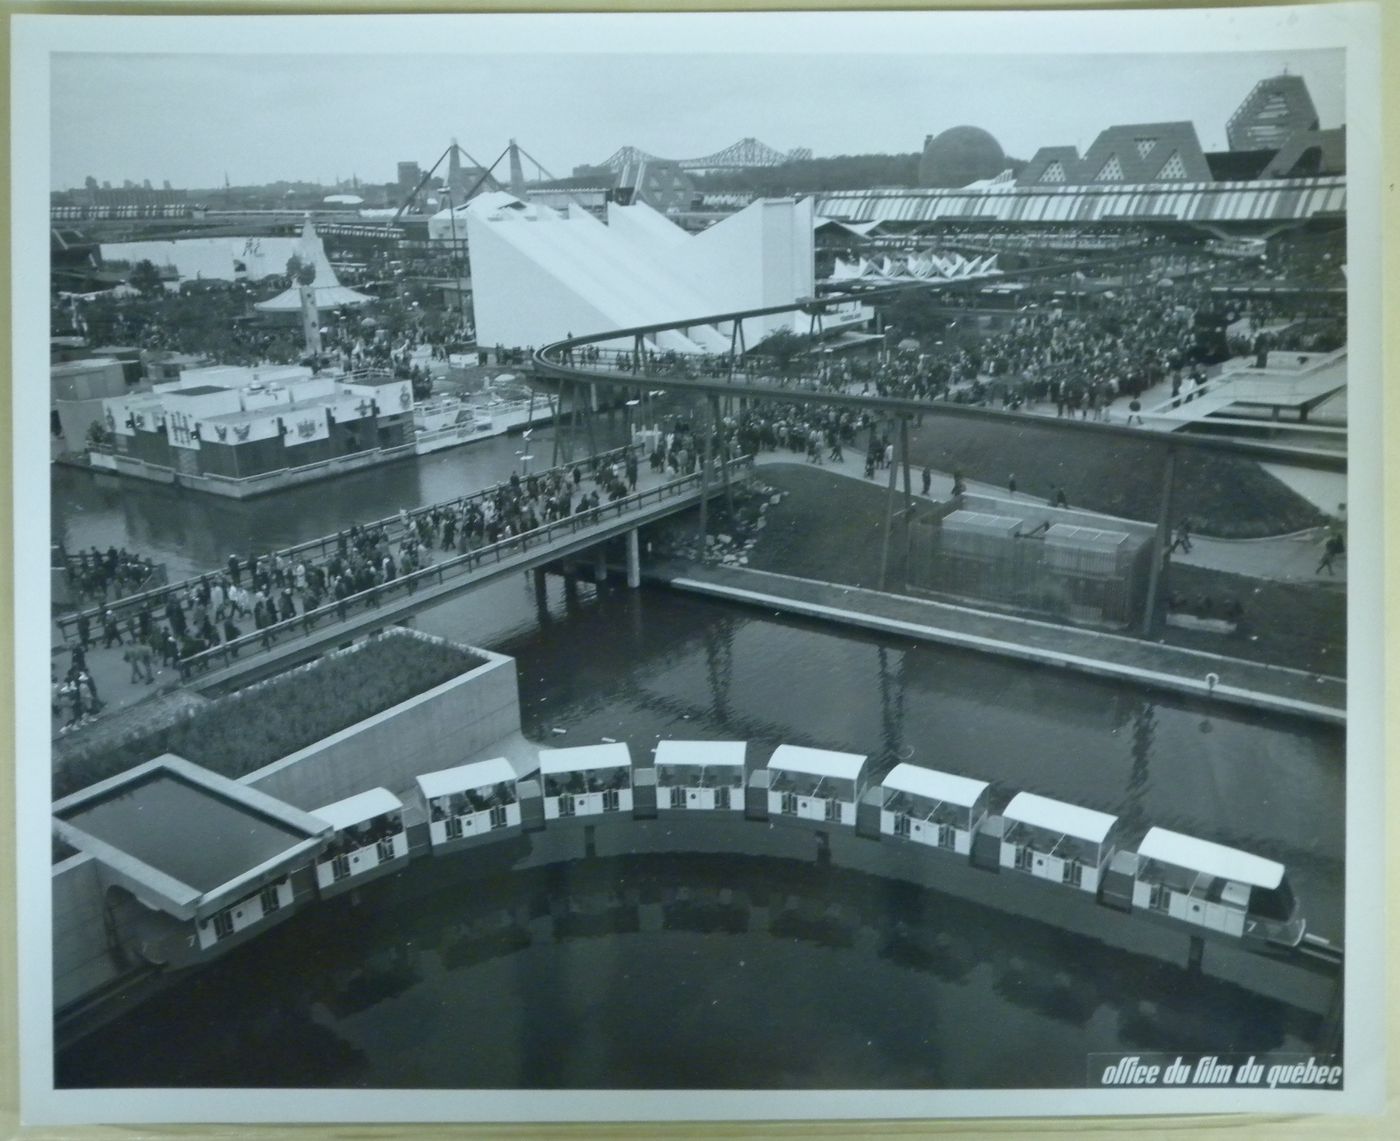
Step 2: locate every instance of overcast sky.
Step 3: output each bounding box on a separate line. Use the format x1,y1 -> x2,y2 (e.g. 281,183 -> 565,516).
50,47 -> 1345,190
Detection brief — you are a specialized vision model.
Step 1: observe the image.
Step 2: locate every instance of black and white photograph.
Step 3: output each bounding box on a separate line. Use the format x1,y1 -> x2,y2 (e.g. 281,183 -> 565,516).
10,4 -> 1386,1127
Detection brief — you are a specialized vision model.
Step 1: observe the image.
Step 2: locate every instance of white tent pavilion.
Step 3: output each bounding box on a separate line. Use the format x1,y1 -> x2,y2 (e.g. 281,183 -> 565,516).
253,219 -> 374,313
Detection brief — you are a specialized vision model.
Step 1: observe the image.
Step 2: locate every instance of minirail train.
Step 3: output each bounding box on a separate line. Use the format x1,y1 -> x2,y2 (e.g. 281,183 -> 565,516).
170,739 -> 1327,981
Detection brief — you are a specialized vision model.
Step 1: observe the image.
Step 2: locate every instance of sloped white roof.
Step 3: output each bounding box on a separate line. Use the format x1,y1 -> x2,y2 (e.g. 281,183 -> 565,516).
882,764 -> 988,808
539,742 -> 632,775
416,757 -> 518,800
654,740 -> 746,770
253,219 -> 373,312
1137,827 -> 1285,889
767,744 -> 866,783
1004,792 -> 1117,844
312,787 -> 402,831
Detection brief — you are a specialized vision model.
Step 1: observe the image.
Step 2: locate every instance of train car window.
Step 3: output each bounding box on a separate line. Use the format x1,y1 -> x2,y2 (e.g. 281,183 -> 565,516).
1250,878 -> 1297,921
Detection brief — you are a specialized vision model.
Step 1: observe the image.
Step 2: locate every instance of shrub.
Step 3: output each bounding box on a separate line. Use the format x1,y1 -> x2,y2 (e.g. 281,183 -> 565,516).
54,631 -> 484,799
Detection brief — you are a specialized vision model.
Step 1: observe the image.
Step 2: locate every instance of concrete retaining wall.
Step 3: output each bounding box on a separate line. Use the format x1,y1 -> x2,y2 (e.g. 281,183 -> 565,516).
240,648 -> 522,811
52,854 -> 118,1011
54,638 -> 523,1012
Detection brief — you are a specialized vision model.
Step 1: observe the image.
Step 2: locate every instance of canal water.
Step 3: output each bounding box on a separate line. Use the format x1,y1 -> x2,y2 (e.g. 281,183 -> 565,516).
50,441 -> 1345,1089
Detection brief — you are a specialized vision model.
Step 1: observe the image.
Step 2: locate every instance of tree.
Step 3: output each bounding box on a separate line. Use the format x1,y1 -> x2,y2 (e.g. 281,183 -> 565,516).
128,259 -> 163,296
286,254 -> 317,287
86,420 -> 113,449
755,328 -> 813,377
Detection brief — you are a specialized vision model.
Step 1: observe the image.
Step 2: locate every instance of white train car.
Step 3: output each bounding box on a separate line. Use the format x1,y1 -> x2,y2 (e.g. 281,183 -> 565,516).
1131,826 -> 1306,947
310,787 -> 409,896
1000,792 -> 1118,893
766,745 -> 867,827
541,743 -> 633,820
879,764 -> 990,856
417,757 -> 521,852
654,740 -> 746,812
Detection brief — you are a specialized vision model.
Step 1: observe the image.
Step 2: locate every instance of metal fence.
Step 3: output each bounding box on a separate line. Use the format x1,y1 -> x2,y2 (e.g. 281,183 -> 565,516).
177,455 -> 754,677
54,444 -> 640,642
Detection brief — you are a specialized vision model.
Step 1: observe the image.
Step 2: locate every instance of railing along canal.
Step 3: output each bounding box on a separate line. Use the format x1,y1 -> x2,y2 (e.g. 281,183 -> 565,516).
177,455 -> 754,677
55,445 -> 639,643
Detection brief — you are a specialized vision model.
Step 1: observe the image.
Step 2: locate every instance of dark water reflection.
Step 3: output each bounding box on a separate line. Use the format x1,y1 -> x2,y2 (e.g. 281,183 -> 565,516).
57,856 -> 1323,1090
51,425 -> 606,582
52,450 -> 1344,1089
439,581 -> 1344,939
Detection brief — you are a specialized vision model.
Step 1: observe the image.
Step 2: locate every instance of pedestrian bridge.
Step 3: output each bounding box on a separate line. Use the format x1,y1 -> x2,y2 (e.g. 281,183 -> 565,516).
59,445 -> 641,643
179,456 -> 754,693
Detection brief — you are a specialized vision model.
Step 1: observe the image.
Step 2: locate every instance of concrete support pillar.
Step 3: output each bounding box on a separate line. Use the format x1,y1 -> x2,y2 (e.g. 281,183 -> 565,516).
1142,446 -> 1177,636
533,567 -> 548,607
626,528 -> 641,589
594,545 -> 608,585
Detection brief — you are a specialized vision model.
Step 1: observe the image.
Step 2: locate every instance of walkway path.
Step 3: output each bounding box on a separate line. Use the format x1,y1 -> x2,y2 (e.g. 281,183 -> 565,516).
652,561 -> 1344,726
50,455 -> 744,741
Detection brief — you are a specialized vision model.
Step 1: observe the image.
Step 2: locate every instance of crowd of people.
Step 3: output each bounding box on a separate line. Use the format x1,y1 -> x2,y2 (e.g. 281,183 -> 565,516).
55,447 -> 647,705
64,545 -> 161,605
573,241 -> 1346,428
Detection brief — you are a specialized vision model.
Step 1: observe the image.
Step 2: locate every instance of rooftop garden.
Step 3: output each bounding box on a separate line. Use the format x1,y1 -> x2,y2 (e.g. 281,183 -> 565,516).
54,630 -> 485,802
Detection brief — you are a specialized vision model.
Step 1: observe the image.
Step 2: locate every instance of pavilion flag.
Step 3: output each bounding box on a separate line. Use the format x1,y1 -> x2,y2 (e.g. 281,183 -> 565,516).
166,408 -> 201,451
330,390 -> 376,423
284,407 -> 331,445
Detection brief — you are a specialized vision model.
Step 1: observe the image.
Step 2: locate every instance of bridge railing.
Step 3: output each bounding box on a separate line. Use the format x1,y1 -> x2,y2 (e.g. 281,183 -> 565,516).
54,444 -> 640,643
563,347 -> 851,394
176,455 -> 754,677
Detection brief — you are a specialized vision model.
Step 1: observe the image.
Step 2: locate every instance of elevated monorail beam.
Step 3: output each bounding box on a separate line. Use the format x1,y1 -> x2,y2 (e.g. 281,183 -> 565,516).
535,357 -> 1345,475
534,242 -> 1346,475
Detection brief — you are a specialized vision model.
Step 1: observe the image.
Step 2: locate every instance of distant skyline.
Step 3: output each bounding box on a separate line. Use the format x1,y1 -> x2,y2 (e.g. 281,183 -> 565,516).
50,48 -> 1344,191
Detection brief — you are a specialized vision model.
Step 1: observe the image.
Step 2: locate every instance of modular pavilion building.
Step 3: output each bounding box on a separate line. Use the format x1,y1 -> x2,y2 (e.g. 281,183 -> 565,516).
437,190 -> 836,353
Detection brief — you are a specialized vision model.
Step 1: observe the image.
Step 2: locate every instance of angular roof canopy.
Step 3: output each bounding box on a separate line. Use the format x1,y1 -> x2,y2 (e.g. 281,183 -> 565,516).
253,218 -> 374,312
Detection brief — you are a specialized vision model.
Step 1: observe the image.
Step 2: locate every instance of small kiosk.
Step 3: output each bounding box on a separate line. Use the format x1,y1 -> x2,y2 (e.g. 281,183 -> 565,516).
310,788 -> 408,896
416,757 -> 521,851
880,764 -> 990,855
766,744 -> 867,826
654,741 -> 746,812
540,743 -> 633,819
51,754 -> 329,963
1131,826 -> 1304,945
1000,792 -> 1118,893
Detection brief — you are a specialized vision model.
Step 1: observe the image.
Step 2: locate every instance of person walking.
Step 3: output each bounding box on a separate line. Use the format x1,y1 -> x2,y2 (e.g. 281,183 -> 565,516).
1008,473 -> 1017,498
1316,532 -> 1344,575
921,466 -> 932,496
1169,518 -> 1193,554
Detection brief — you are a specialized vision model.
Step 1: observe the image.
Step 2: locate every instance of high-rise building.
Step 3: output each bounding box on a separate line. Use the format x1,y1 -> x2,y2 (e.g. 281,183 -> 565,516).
1226,74 -> 1319,152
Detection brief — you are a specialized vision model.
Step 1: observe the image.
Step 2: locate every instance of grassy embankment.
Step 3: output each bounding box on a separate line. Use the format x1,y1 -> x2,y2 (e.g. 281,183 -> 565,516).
899,416 -> 1330,539
715,464 -> 1344,677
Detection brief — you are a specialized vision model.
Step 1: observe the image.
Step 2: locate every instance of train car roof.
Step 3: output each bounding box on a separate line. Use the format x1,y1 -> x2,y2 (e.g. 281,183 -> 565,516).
883,763 -> 988,808
653,740 -> 747,769
311,787 -> 402,831
416,757 -> 518,799
767,744 -> 867,782
1003,792 -> 1118,844
540,742 -> 633,774
1137,826 -> 1285,890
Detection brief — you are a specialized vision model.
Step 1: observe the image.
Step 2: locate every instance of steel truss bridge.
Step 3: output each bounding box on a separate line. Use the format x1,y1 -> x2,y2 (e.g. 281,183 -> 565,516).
600,137 -> 811,173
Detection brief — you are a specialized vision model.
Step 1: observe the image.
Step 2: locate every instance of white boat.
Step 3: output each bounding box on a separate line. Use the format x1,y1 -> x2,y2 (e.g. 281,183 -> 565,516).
412,381 -> 557,456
